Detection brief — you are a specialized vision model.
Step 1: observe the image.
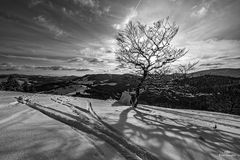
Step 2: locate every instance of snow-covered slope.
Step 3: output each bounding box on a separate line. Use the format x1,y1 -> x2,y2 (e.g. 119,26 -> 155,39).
0,91 -> 123,160
0,91 -> 239,160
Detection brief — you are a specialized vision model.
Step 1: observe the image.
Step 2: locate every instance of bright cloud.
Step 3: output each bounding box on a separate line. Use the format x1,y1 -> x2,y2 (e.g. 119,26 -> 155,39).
174,39 -> 240,70
191,6 -> 208,18
113,8 -> 138,30
0,0 -> 239,76
34,15 -> 66,38
73,0 -> 98,8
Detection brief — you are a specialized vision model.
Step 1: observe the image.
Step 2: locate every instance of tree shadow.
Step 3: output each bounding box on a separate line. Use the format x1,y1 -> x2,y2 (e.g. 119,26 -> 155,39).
111,101 -> 123,106
24,100 -> 155,160
111,105 -> 240,160
141,105 -> 240,129
111,101 -> 130,107
1,115 -> 120,160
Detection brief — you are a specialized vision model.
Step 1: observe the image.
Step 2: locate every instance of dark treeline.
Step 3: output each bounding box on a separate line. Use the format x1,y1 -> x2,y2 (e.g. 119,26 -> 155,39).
0,73 -> 240,115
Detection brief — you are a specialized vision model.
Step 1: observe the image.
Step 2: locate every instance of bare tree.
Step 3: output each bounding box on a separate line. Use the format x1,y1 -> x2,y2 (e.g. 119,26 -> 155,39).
115,17 -> 187,108
178,61 -> 199,79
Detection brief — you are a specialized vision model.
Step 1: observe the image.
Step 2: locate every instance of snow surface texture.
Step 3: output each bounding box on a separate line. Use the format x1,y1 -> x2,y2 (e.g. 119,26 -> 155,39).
0,91 -> 240,160
0,92 -> 123,160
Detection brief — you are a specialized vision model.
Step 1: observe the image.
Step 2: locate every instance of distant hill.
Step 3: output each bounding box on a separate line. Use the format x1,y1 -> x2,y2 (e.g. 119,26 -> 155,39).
0,74 -> 138,99
1,72 -> 240,115
191,68 -> 240,78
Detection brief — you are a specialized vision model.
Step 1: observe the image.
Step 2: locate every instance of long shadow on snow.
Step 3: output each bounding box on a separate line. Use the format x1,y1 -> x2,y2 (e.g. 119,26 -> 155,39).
25,100 -> 160,160
142,105 -> 240,129
112,106 -> 240,160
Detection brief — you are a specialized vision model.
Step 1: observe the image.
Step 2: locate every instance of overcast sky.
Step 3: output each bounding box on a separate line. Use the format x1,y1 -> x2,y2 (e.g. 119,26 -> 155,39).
0,0 -> 239,76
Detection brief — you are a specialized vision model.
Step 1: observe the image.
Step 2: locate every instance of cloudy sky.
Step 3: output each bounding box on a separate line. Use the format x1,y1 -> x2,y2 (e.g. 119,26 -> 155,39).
0,0 -> 239,76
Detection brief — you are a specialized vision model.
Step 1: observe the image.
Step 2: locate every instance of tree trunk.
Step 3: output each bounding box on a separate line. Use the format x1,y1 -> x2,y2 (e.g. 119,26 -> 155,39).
229,102 -> 234,114
132,71 -> 148,108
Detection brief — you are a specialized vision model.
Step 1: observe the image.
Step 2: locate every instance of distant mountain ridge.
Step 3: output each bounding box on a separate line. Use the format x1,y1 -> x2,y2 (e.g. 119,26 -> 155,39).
1,70 -> 240,115
191,68 -> 240,78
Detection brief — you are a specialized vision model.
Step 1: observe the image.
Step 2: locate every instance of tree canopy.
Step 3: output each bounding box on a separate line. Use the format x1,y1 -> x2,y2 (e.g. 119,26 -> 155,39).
115,17 -> 188,107
116,17 -> 187,75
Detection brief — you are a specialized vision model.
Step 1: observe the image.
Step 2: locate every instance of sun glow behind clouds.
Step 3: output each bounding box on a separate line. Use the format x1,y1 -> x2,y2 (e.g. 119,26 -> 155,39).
0,0 -> 239,76
112,0 -> 142,30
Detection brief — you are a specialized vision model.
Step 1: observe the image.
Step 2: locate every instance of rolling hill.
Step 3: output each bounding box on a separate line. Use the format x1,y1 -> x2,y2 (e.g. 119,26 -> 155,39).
191,68 -> 240,78
1,68 -> 240,115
